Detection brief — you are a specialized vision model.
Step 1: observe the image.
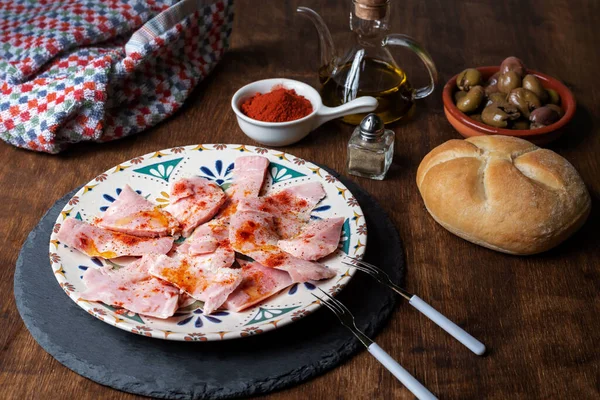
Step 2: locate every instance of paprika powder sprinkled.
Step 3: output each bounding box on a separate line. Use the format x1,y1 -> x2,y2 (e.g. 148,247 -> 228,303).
241,87 -> 313,122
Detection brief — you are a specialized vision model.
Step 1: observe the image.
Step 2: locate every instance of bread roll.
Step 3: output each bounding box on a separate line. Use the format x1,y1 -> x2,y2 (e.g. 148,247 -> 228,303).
416,135 -> 591,255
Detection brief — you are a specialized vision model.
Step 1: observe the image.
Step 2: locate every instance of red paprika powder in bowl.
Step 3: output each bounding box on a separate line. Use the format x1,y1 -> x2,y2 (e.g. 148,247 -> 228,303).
231,78 -> 378,146
241,87 -> 313,123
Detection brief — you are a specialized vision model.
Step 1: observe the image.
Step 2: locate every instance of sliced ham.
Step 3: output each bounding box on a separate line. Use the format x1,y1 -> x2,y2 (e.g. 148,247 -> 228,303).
181,155 -> 269,255
80,255 -> 180,319
165,177 -> 226,237
57,218 -> 174,258
61,154 -> 346,316
148,251 -> 241,314
229,156 -> 270,200
178,293 -> 197,308
224,259 -> 293,312
175,224 -> 215,255
229,208 -> 336,282
182,219 -> 230,256
277,217 -> 345,260
218,155 -> 270,218
239,182 -> 326,238
96,185 -> 180,237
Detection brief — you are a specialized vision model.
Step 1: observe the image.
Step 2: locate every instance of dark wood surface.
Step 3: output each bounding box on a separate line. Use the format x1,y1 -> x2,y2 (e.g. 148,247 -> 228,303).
1,0 -> 599,398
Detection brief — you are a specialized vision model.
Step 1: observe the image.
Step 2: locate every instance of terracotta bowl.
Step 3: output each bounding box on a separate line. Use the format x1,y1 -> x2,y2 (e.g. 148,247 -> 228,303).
442,66 -> 576,145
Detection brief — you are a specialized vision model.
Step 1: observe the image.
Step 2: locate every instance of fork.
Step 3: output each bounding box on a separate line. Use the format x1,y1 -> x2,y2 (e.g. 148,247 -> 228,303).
342,256 -> 486,356
313,289 -> 438,400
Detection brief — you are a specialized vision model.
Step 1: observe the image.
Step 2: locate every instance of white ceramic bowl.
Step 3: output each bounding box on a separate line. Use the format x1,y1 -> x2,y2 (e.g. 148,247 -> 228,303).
231,78 -> 378,146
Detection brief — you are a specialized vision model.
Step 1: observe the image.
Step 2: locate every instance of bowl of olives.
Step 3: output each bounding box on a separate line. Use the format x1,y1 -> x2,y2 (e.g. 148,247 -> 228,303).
442,57 -> 576,145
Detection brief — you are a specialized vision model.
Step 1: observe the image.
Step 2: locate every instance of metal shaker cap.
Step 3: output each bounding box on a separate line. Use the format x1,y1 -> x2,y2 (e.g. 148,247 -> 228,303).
359,113 -> 385,139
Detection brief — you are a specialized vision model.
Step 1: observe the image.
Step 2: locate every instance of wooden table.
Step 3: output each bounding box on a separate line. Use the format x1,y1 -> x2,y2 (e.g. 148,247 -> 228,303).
1,0 -> 599,398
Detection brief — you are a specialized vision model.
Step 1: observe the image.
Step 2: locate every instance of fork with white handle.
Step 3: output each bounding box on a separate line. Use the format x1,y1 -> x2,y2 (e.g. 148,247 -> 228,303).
343,256 -> 486,356
313,289 -> 437,400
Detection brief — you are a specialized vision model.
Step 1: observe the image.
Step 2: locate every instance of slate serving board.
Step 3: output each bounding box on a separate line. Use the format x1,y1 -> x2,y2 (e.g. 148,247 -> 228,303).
14,169 -> 405,399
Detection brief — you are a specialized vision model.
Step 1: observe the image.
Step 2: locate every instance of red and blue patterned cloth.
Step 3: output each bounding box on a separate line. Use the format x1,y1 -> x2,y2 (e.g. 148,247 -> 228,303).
0,0 -> 234,153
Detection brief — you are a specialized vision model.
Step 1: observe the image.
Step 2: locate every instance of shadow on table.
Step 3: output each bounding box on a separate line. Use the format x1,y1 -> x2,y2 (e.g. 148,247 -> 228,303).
548,105 -> 594,151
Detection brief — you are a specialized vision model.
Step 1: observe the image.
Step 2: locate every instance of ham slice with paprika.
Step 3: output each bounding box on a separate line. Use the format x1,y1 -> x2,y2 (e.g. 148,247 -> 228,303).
277,217 -> 345,261
167,219 -> 238,314
80,255 -> 180,319
229,156 -> 270,200
218,156 -> 270,217
240,182 -> 327,238
148,250 -> 242,314
165,177 -> 226,237
224,259 -> 293,312
229,207 -> 336,282
96,185 -> 180,237
57,218 -> 174,258
181,219 -> 231,256
178,155 -> 270,258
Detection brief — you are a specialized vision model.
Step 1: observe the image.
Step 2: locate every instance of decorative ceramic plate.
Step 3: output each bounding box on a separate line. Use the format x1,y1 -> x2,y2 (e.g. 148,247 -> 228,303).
49,144 -> 367,341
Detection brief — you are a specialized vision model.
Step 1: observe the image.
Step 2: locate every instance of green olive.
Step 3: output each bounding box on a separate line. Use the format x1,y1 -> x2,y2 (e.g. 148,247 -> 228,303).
484,72 -> 500,95
482,104 -> 520,128
485,83 -> 499,96
546,104 -> 564,117
482,105 -> 509,128
522,75 -> 548,103
457,86 -> 484,113
457,68 -> 482,91
486,92 -> 508,106
508,88 -> 541,118
499,56 -> 526,78
511,119 -> 530,130
546,88 -> 561,105
530,105 -> 560,129
487,72 -> 500,86
454,90 -> 468,103
498,71 -> 522,94
498,101 -> 520,118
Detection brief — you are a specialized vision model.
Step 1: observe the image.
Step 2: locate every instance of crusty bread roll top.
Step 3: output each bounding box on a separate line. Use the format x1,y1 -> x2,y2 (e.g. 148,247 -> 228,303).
416,135 -> 591,255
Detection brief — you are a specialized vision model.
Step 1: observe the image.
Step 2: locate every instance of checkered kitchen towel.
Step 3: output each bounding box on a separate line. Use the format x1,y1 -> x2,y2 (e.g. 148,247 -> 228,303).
0,0 -> 234,153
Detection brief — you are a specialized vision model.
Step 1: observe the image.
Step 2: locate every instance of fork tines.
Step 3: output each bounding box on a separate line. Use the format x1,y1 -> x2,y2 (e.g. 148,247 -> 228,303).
341,255 -> 412,300
342,255 -> 378,271
341,260 -> 375,274
312,289 -> 347,315
341,255 -> 387,277
311,289 -> 373,347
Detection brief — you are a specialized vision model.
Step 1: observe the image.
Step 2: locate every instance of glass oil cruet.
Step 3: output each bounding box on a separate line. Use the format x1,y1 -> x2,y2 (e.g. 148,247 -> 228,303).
298,0 -> 438,125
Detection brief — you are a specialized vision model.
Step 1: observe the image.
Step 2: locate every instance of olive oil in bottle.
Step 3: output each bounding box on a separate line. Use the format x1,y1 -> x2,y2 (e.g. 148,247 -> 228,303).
319,57 -> 415,125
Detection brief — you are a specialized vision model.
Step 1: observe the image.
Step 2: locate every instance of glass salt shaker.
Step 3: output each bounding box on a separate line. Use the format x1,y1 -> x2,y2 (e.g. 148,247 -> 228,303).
347,113 -> 394,180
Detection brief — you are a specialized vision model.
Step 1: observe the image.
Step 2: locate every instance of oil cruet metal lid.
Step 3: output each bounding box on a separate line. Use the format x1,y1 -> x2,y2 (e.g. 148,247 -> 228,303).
359,113 -> 385,139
